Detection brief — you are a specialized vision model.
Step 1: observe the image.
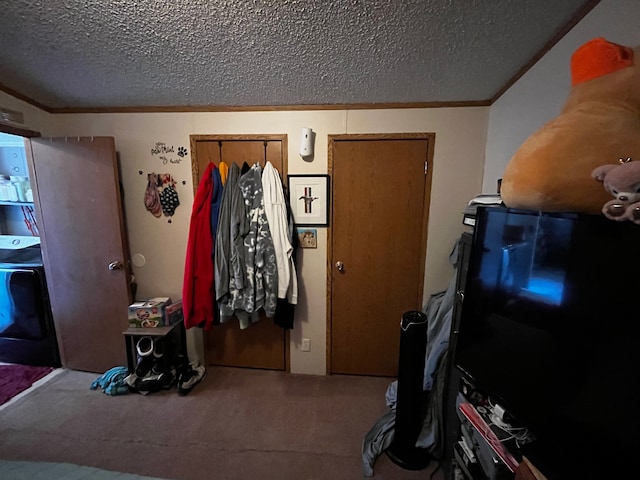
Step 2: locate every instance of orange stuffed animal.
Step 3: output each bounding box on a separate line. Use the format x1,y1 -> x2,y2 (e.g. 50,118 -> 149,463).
501,37 -> 640,215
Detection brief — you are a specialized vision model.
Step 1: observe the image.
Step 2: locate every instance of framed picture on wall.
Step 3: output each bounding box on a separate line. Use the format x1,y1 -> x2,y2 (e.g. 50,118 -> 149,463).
288,174 -> 330,227
297,228 -> 318,248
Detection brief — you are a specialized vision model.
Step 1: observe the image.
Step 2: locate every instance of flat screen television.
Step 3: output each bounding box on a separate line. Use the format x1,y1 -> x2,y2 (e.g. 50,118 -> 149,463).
454,206 -> 640,478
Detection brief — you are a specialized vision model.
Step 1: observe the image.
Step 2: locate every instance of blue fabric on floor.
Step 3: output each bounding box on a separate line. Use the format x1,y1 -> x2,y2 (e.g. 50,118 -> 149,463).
90,366 -> 130,396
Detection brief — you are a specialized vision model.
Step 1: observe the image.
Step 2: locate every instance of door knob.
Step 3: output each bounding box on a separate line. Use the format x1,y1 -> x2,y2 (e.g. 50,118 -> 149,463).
108,261 -> 123,271
335,261 -> 345,272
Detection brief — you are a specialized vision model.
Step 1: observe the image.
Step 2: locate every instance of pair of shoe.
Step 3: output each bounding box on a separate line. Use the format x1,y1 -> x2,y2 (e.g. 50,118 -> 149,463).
136,336 -> 164,358
126,364 -> 176,395
134,336 -> 170,376
137,369 -> 175,393
177,363 -> 206,396
128,336 -> 175,394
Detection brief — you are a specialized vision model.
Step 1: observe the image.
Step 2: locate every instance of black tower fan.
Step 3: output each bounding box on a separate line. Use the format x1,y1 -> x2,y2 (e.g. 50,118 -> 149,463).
385,310 -> 433,470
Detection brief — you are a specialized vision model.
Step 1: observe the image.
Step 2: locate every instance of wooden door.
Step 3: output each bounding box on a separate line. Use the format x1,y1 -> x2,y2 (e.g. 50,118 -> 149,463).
26,137 -> 132,373
329,134 -> 433,376
190,135 -> 288,370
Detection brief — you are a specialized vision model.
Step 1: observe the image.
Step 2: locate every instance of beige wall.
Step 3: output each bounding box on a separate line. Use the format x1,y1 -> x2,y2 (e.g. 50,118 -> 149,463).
0,95 -> 488,374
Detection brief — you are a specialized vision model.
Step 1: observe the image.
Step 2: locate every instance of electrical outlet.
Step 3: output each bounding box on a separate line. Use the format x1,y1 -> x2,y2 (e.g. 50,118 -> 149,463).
301,338 -> 311,352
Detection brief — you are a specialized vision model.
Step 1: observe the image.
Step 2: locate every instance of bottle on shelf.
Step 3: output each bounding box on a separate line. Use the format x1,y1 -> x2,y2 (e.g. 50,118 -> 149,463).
10,176 -> 29,202
0,175 -> 31,203
0,175 -> 18,202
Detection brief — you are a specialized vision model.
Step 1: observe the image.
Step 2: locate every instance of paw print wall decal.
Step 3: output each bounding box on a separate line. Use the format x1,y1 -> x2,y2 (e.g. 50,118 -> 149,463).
177,146 -> 187,157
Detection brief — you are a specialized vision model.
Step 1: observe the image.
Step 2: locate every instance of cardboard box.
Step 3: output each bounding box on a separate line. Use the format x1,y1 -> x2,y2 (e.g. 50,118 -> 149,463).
128,297 -> 172,328
164,300 -> 183,326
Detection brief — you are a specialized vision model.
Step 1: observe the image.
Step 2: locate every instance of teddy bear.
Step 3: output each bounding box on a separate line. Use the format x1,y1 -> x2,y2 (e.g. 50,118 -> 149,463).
591,157 -> 640,223
500,37 -> 640,215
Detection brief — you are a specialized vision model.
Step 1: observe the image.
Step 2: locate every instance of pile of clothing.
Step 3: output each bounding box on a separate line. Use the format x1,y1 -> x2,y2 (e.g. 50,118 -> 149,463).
361,237 -> 462,477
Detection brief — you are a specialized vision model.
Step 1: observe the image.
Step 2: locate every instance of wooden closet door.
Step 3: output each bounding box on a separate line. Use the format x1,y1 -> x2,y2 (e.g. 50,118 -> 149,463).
190,135 -> 288,370
27,137 -> 132,373
329,135 -> 432,376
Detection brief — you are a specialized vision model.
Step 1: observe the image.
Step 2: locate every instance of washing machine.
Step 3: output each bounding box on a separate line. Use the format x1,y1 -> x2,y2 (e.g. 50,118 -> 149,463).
0,236 -> 60,366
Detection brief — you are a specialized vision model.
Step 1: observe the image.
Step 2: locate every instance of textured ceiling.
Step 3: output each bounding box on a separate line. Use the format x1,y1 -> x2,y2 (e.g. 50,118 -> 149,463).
0,0 -> 596,111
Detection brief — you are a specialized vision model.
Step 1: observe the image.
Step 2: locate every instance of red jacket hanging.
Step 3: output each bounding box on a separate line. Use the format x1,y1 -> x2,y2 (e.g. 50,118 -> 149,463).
183,162 -> 217,330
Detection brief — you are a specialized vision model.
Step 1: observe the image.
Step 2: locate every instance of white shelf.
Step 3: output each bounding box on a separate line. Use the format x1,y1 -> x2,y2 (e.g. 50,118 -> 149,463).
0,201 -> 33,206
0,235 -> 40,248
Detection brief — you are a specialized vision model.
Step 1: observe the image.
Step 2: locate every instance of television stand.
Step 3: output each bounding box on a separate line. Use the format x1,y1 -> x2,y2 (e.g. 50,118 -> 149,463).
457,401 -> 519,476
448,375 -> 543,480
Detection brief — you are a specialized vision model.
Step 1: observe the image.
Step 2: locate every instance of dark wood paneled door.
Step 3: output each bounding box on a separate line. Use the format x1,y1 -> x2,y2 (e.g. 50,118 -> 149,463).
190,135 -> 288,370
329,134 -> 433,376
27,137 -> 132,373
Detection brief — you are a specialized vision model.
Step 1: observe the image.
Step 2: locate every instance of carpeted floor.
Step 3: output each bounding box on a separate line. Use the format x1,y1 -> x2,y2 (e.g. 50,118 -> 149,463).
0,367 -> 444,480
